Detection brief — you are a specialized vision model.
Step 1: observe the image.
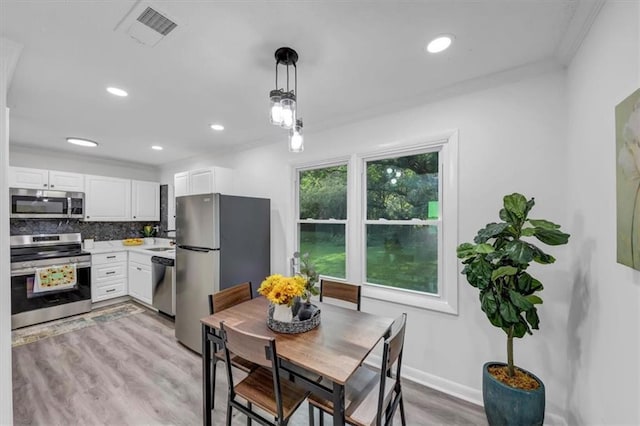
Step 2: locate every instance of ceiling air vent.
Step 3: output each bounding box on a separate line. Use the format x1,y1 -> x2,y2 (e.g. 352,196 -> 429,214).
137,7 -> 177,36
114,1 -> 180,47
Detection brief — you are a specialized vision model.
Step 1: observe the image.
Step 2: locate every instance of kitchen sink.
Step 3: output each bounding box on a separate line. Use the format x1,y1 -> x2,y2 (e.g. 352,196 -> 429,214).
147,247 -> 175,252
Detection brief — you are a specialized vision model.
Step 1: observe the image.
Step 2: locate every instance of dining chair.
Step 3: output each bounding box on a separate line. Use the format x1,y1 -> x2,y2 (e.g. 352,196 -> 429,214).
319,279 -> 362,311
208,281 -> 256,409
221,321 -> 311,426
308,312 -> 407,426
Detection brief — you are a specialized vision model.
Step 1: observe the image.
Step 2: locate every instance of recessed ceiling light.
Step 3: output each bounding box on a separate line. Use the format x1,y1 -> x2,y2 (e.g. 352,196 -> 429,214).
106,87 -> 128,97
67,137 -> 98,147
151,145 -> 163,150
427,35 -> 453,53
210,124 -> 225,131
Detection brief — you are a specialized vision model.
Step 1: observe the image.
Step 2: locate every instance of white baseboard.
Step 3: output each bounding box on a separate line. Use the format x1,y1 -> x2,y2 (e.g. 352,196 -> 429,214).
366,355 -> 567,426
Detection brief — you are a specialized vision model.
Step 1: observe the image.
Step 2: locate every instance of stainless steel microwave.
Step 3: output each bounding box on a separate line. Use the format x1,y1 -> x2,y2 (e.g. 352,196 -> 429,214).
10,188 -> 85,219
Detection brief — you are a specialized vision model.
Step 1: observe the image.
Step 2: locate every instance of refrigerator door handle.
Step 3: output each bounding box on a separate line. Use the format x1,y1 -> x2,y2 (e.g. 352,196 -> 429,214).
178,245 -> 218,253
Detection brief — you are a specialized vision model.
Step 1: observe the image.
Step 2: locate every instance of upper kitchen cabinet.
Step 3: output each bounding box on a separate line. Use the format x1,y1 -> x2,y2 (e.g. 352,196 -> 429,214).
173,167 -> 233,197
84,175 -> 132,221
85,175 -> 159,222
9,167 -> 84,192
131,180 -> 160,221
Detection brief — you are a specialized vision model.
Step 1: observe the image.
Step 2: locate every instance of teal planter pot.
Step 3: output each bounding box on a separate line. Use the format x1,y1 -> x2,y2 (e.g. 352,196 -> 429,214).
482,362 -> 545,426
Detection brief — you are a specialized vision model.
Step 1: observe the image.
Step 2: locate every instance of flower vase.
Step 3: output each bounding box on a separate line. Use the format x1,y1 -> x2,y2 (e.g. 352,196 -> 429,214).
272,303 -> 293,323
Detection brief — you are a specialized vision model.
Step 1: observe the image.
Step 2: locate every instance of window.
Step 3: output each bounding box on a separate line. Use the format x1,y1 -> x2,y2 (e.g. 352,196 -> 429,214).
293,130 -> 458,313
364,151 -> 440,294
297,164 -> 348,279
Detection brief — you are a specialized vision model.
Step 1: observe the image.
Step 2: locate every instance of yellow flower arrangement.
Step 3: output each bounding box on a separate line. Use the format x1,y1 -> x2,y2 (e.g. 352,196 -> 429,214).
258,274 -> 306,306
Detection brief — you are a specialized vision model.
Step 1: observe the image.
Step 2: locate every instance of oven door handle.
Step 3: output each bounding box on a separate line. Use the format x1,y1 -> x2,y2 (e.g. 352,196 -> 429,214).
11,261 -> 91,276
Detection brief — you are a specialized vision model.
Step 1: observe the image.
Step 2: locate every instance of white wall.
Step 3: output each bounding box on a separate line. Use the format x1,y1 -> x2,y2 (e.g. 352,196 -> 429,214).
162,70 -> 572,422
10,144 -> 160,181
565,2 -> 640,424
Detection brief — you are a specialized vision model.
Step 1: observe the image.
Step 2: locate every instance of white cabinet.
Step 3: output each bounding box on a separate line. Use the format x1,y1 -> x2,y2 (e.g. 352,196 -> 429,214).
132,180 -> 160,221
92,251 -> 128,302
174,172 -> 189,197
84,175 -> 132,221
173,167 -> 234,196
85,176 -> 159,222
128,252 -> 152,305
9,167 -> 84,192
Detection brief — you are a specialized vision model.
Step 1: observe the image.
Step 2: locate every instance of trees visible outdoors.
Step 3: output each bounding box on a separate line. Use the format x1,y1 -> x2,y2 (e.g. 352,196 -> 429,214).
298,151 -> 441,293
299,165 -> 347,278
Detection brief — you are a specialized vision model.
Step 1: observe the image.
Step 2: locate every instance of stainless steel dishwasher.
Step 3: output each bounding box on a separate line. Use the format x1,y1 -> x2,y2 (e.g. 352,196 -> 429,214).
151,256 -> 175,317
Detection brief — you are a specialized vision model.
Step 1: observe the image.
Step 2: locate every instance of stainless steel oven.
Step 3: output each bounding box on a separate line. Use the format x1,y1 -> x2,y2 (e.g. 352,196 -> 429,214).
10,188 -> 84,219
10,233 -> 91,329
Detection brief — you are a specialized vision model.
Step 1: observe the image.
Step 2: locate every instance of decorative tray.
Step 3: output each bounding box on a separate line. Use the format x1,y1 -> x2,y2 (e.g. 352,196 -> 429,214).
122,238 -> 144,246
267,304 -> 321,334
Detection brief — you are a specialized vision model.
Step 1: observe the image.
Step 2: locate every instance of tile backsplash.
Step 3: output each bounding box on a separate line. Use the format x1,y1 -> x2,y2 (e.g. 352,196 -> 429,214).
10,219 -> 160,241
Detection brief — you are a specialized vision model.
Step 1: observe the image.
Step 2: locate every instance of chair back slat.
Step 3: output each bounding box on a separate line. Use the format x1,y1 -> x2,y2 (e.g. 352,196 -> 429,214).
221,322 -> 273,368
320,279 -> 361,310
385,313 -> 407,371
209,281 -> 252,314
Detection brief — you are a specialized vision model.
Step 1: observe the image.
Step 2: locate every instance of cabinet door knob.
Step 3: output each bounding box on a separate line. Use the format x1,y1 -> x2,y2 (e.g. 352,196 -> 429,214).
133,216 -> 136,219
50,184 -> 55,188
43,184 -> 48,187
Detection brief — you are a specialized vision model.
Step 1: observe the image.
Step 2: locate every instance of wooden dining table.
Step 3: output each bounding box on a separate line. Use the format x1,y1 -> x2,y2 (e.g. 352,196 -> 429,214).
200,296 -> 394,426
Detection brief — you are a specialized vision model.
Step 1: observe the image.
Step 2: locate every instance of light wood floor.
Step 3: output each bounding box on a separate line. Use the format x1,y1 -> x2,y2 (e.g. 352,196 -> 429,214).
12,305 -> 486,425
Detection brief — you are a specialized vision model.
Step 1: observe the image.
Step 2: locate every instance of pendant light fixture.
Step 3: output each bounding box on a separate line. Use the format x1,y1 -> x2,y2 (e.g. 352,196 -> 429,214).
270,47 -> 304,152
289,119 -> 303,152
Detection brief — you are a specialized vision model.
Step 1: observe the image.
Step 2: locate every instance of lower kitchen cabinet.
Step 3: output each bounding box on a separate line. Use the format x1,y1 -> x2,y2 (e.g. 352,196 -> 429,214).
92,251 -> 128,302
128,252 -> 152,305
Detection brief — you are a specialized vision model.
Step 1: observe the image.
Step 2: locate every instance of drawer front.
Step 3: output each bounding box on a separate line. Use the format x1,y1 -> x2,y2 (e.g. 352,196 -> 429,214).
94,262 -> 126,280
93,282 -> 126,301
129,252 -> 151,266
92,252 -> 127,265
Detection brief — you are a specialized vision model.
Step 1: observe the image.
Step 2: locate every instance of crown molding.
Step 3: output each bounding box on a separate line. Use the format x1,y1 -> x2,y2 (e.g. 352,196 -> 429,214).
555,0 -> 606,66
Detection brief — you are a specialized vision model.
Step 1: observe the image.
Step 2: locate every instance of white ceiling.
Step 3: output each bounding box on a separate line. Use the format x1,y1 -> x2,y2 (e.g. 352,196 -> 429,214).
1,1 -> 596,166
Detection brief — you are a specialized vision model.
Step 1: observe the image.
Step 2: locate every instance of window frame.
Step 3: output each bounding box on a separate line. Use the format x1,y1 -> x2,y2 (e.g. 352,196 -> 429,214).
293,157 -> 351,280
358,131 -> 457,314
362,147 -> 442,296
291,129 -> 458,314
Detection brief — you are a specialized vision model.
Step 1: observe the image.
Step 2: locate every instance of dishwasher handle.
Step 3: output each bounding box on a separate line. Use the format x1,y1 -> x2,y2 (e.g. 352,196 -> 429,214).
151,256 -> 174,267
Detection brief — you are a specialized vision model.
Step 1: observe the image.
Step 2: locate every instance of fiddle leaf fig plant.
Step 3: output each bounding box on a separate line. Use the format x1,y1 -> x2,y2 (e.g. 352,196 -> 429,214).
457,193 -> 570,377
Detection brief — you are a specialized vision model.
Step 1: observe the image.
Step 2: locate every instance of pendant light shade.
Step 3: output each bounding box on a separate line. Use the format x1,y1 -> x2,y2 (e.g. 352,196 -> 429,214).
280,92 -> 296,129
289,119 -> 304,153
269,89 -> 283,125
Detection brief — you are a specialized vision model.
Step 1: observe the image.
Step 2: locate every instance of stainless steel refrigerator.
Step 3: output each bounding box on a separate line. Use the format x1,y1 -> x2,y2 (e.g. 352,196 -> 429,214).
174,193 -> 270,353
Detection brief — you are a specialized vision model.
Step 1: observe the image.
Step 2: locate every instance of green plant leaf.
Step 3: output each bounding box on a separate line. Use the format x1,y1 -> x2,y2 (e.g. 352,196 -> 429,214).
534,228 -> 570,246
505,240 -> 534,264
463,258 -> 492,289
521,227 -> 536,236
526,307 -> 540,330
499,208 -> 517,226
512,318 -> 530,338
530,245 -> 556,264
475,243 -> 495,254
487,311 -> 504,328
491,265 -> 518,281
525,295 -> 543,304
508,289 -> 534,311
473,222 -> 509,244
499,302 -> 518,323
515,272 -> 532,293
480,291 -> 498,314
530,277 -> 543,291
456,243 -> 476,259
503,193 -> 528,219
524,197 -> 535,217
528,219 -> 560,229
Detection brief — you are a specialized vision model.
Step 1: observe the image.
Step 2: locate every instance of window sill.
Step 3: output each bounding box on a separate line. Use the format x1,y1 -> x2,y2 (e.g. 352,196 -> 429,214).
362,283 -> 458,315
